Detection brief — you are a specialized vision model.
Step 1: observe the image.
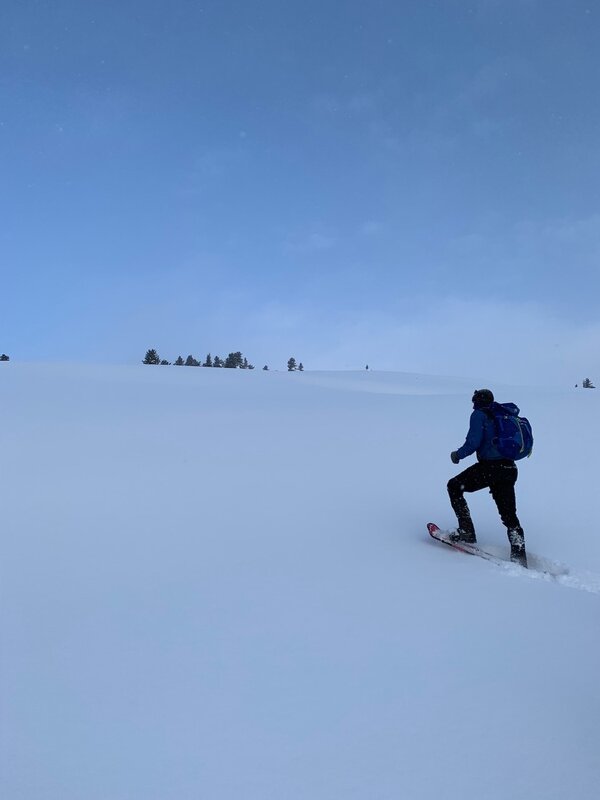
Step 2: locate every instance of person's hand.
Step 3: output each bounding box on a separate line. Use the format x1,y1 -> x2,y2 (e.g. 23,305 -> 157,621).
450,451 -> 460,464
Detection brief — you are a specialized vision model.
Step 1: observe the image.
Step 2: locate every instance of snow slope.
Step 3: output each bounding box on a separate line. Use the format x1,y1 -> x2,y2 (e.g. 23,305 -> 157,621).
1,363 -> 599,799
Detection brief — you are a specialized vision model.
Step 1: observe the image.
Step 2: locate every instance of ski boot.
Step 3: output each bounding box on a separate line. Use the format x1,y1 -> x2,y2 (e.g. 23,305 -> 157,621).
508,529 -> 528,568
449,528 -> 477,545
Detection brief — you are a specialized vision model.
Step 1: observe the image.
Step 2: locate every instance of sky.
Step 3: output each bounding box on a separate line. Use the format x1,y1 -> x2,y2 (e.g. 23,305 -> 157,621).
1,0 -> 599,382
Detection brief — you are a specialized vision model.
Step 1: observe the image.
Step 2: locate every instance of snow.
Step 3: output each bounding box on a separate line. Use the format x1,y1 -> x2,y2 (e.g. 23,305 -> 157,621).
1,363 -> 599,799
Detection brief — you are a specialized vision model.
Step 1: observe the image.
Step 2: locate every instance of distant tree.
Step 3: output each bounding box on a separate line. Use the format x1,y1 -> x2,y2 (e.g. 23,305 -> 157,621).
583,378 -> 596,389
174,356 -> 185,366
248,363 -> 255,370
225,351 -> 244,368
298,362 -> 304,372
263,365 -> 269,371
203,353 -> 213,367
143,349 -> 160,365
365,365 -> 369,370
185,355 -> 199,367
242,357 -> 249,369
287,357 -> 297,371
213,356 -> 224,368
160,360 -> 170,365
0,354 -> 9,362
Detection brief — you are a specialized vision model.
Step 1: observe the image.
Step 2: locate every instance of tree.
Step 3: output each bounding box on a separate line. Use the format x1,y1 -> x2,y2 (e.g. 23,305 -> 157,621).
287,357 -> 297,371
213,356 -> 224,368
160,360 -> 170,365
143,349 -> 160,365
298,362 -> 304,372
174,356 -> 185,366
203,353 -> 213,367
225,351 -> 244,368
0,354 -> 9,362
185,355 -> 199,367
583,378 -> 596,389
263,365 -> 269,371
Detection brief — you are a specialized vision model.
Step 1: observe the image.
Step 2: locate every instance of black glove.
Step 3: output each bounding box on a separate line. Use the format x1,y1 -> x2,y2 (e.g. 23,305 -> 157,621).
450,451 -> 460,464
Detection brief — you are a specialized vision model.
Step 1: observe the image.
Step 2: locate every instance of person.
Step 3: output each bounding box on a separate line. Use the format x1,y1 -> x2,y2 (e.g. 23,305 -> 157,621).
448,389 -> 527,568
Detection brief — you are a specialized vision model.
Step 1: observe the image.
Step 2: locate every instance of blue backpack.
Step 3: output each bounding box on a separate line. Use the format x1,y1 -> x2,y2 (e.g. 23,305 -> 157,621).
486,402 -> 533,461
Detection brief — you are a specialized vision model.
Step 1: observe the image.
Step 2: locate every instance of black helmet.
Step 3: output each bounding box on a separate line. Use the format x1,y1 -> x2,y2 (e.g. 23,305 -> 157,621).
472,388 -> 494,408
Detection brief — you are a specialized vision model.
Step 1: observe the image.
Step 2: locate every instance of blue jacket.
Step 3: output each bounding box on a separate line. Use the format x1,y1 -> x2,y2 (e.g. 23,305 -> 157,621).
455,408 -> 504,462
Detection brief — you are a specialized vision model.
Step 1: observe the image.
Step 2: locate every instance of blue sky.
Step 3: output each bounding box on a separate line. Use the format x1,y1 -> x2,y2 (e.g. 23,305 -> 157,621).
1,0 -> 599,380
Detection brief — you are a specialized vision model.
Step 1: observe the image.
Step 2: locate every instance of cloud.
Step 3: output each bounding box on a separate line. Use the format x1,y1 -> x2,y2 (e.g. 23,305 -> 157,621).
442,211 -> 600,302
237,297 -> 600,386
308,91 -> 379,121
192,146 -> 244,178
360,220 -> 384,237
46,275 -> 600,386
308,299 -> 600,385
537,213 -> 600,254
283,231 -> 337,253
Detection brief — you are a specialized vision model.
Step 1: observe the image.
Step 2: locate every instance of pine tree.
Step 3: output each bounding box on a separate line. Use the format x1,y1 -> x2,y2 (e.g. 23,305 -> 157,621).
225,351 -> 244,368
263,365 -> 269,371
242,357 -> 249,369
174,356 -> 185,366
287,357 -> 297,371
143,349 -> 160,365
0,354 -> 9,361
185,355 -> 199,367
583,378 -> 596,389
203,353 -> 213,367
213,356 -> 224,368
298,362 -> 304,372
160,360 -> 171,365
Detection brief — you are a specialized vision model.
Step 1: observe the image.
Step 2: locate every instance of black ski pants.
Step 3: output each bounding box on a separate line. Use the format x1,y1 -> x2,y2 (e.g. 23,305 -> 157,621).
447,460 -> 524,540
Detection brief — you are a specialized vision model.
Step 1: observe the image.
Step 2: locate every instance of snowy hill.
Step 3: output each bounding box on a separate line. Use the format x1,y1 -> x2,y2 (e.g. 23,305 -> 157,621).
2,363 -> 599,799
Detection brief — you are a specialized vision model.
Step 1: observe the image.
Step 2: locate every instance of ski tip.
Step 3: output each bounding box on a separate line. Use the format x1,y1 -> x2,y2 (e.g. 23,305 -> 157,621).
427,522 -> 440,534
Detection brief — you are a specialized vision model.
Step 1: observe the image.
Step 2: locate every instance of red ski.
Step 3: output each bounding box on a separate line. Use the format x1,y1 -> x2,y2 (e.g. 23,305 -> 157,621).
427,522 -> 509,566
426,524 -> 574,579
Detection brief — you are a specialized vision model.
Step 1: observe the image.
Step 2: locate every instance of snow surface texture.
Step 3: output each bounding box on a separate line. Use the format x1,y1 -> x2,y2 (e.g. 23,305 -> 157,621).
1,363 -> 599,800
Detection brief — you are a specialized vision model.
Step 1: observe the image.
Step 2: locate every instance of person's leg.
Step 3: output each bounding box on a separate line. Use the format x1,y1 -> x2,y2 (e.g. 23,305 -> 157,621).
447,463 -> 490,542
487,462 -> 527,566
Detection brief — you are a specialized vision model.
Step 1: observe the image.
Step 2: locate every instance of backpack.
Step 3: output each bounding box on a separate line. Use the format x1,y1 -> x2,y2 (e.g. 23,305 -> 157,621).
486,402 -> 533,461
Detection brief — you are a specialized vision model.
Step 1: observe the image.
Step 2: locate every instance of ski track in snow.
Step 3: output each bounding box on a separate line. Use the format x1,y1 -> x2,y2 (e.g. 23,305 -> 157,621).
430,531 -> 600,594
500,554 -> 600,594
518,558 -> 600,594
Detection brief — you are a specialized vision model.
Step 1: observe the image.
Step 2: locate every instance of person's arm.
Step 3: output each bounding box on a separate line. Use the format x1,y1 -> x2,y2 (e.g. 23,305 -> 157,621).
454,410 -> 485,461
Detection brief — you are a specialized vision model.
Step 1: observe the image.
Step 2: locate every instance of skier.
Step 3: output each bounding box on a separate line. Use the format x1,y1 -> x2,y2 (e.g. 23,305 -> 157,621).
448,389 -> 528,567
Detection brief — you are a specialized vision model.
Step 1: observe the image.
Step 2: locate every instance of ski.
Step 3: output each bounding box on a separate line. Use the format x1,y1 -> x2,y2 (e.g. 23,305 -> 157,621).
427,522 -> 509,566
426,523 -> 574,579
